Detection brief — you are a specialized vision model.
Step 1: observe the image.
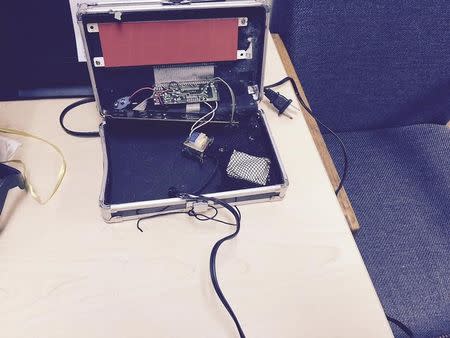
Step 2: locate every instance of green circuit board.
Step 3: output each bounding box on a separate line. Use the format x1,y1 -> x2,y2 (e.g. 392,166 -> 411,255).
153,81 -> 219,105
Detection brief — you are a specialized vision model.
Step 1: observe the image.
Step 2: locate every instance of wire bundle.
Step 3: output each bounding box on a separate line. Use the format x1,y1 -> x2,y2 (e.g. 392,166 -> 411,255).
189,102 -> 219,137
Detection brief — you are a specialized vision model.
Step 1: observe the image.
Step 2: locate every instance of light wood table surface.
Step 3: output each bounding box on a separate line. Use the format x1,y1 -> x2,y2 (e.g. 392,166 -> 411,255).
0,36 -> 393,338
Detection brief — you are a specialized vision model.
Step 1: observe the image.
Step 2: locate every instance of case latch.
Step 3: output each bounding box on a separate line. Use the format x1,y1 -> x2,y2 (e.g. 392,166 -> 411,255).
186,200 -> 210,214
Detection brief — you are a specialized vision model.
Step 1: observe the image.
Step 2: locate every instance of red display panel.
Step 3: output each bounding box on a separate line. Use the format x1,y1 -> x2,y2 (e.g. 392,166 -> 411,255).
98,18 -> 239,67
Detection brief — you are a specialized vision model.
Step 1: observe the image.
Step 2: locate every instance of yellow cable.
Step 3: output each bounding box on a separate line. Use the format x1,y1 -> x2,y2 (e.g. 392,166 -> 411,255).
0,127 -> 66,204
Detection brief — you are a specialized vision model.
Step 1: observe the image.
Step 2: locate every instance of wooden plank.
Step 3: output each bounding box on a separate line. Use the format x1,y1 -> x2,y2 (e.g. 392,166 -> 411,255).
272,34 -> 360,232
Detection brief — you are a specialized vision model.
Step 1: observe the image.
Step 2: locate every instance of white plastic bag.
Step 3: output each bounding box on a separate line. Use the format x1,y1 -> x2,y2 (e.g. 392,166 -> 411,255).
0,135 -> 21,162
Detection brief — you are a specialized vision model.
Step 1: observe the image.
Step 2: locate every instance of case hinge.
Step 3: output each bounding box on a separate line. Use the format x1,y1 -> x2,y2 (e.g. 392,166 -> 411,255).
162,0 -> 191,5
162,0 -> 226,5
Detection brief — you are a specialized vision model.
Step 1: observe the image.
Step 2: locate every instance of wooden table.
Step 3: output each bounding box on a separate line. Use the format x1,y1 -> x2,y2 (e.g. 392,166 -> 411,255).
0,36 -> 393,338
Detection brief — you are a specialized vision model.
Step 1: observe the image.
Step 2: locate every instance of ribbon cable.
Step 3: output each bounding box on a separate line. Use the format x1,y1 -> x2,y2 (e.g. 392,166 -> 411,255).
0,127 -> 66,205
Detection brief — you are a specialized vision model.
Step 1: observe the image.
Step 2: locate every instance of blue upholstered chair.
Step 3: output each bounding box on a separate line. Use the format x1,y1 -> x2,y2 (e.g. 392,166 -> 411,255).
271,1 -> 450,337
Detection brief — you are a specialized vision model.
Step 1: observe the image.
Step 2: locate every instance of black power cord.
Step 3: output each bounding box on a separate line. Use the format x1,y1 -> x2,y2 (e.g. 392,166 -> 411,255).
264,77 -> 348,195
137,194 -> 245,338
59,97 -> 100,137
386,315 -> 414,337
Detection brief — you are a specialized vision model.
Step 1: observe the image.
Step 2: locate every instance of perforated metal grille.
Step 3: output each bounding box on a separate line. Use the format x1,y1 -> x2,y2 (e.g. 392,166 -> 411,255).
226,150 -> 271,186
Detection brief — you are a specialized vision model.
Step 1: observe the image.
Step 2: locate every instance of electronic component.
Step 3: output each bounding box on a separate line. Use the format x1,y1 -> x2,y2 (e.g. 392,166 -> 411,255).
182,132 -> 213,161
154,81 -> 219,106
113,96 -> 131,110
154,65 -> 214,84
186,103 -> 201,113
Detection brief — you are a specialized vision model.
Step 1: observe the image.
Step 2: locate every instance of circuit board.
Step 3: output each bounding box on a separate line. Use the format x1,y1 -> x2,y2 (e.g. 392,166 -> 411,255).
153,81 -> 219,105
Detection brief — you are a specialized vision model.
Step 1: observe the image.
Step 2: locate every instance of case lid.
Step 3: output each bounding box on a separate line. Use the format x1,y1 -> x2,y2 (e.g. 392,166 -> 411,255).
78,0 -> 268,122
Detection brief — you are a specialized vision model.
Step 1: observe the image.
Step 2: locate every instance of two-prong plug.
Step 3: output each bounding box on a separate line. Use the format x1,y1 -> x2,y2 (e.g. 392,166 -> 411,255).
264,88 -> 293,119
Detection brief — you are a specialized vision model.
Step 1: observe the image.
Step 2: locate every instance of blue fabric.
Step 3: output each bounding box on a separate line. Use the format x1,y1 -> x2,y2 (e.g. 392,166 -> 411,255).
324,124 -> 450,337
271,1 -> 450,132
271,2 -> 450,335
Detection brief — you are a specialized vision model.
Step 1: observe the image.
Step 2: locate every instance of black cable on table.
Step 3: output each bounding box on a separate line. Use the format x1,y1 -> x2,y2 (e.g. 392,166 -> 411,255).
201,195 -> 245,338
59,97 -> 100,138
137,194 -> 245,338
192,204 -> 241,227
264,77 -> 348,195
137,210 -> 189,232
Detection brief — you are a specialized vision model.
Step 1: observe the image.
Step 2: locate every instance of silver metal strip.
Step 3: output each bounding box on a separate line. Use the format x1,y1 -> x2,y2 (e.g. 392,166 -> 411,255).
103,115 -> 237,124
108,184 -> 282,213
77,19 -> 102,113
259,1 -> 270,101
107,195 -> 282,223
78,1 -> 263,16
259,108 -> 289,193
98,122 -> 110,218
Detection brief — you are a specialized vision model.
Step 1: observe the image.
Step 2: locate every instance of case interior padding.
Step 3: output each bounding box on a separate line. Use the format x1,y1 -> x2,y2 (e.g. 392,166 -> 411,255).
98,19 -> 239,67
82,6 -> 266,114
102,113 -> 284,205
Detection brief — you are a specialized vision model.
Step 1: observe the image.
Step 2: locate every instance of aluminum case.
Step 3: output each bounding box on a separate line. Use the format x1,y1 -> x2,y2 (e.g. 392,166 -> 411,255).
78,0 -> 289,222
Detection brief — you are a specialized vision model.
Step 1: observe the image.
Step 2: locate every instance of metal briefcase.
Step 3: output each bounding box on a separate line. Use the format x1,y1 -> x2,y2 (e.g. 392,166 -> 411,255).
77,0 -> 289,222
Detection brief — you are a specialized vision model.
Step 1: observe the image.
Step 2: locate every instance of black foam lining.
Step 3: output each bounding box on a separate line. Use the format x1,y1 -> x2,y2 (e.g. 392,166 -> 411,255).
102,112 -> 284,205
